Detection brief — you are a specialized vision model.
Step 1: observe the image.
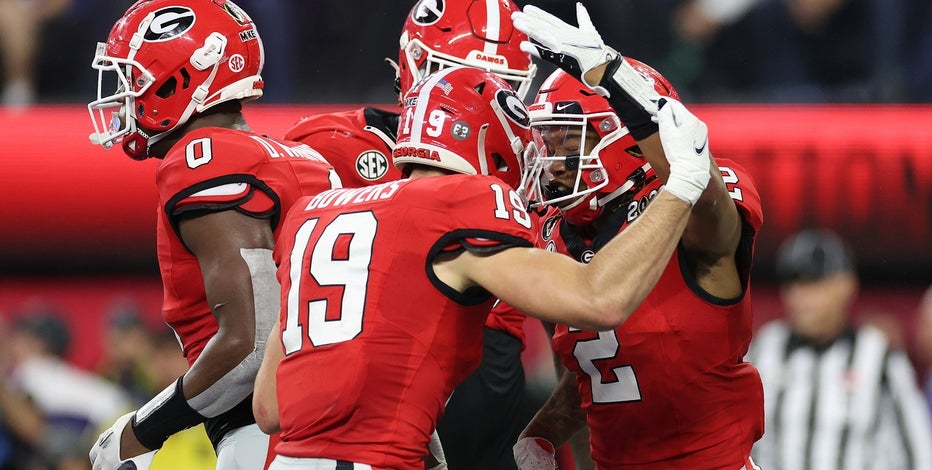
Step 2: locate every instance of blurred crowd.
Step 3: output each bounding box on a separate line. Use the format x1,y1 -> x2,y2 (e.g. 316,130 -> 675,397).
0,299 -> 216,470
2,0 -> 932,107
1,238 -> 931,469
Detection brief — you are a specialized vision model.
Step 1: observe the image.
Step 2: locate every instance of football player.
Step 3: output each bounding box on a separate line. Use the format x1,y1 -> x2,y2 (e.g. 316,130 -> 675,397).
510,4 -> 764,469
281,1 -> 544,468
253,65 -> 715,470
85,1 -> 340,469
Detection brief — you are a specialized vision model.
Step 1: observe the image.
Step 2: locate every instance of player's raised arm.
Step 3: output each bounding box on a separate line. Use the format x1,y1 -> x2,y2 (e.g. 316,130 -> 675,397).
447,97 -> 710,331
514,2 -> 744,296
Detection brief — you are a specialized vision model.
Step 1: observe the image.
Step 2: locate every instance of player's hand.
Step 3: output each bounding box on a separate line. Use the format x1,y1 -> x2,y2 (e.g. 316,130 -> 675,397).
89,412 -> 157,470
657,98 -> 711,205
512,3 -> 617,93
513,437 -> 559,470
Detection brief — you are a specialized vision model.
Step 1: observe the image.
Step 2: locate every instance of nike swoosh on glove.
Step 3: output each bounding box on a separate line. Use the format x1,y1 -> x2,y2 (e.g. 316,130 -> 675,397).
656,98 -> 711,205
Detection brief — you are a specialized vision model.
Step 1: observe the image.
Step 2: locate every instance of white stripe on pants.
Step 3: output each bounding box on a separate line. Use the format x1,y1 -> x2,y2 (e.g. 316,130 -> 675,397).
269,455 -> 373,470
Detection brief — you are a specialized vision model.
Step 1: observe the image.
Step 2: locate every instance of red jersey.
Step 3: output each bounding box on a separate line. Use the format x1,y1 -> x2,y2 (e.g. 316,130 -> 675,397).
285,107 -> 528,346
155,127 -> 338,364
283,107 -> 403,188
272,175 -> 535,469
548,160 -> 765,469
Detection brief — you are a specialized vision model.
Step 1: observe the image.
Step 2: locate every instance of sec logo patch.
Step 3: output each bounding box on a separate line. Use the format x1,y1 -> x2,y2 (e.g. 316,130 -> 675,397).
356,150 -> 389,181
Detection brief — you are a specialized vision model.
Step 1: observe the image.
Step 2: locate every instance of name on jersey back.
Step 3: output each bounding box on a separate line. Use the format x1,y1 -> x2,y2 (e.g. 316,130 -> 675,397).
304,180 -> 402,210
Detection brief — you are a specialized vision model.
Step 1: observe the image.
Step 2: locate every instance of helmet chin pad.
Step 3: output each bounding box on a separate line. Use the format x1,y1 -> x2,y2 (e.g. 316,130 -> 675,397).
121,132 -> 150,160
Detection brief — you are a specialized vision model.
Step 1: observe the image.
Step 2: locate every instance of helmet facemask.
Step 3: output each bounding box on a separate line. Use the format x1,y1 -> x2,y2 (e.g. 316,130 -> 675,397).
88,1 -> 265,160
525,110 -> 634,212
88,42 -> 156,160
525,67 -> 670,225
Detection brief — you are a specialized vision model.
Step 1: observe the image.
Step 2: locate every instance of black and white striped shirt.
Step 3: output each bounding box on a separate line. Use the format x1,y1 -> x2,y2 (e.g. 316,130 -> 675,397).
747,321 -> 932,470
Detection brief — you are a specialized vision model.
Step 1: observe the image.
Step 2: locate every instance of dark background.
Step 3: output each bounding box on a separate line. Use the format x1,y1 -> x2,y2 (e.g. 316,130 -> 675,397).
30,0 -> 932,105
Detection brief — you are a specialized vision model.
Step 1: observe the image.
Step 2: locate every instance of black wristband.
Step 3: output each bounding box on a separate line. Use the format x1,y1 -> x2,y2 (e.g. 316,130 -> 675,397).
598,57 -> 659,141
131,376 -> 205,450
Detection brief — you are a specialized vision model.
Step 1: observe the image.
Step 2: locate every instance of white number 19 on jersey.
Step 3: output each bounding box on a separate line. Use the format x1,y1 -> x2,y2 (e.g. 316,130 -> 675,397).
282,212 -> 376,353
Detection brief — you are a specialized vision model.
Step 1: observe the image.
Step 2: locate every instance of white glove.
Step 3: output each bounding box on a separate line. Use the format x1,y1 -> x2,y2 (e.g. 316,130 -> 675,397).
657,98 -> 711,205
513,437 -> 558,470
511,4 -> 616,90
89,412 -> 158,470
512,3 -> 659,111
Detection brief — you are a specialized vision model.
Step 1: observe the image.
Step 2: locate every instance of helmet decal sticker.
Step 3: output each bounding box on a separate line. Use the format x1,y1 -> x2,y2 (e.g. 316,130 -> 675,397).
143,6 -> 196,42
239,28 -> 257,42
222,2 -> 249,25
496,89 -> 529,128
412,0 -> 445,25
451,121 -> 471,141
228,54 -> 245,72
356,151 -> 390,181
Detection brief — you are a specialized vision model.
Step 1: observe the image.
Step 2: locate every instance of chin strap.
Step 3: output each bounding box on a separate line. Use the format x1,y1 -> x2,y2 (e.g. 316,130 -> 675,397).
145,32 -> 227,153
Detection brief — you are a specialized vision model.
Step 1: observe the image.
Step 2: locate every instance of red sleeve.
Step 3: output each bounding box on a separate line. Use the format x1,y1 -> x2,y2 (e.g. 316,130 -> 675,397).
156,128 -> 277,221
715,158 -> 763,284
716,158 -> 763,232
431,175 -> 537,254
486,300 -> 527,349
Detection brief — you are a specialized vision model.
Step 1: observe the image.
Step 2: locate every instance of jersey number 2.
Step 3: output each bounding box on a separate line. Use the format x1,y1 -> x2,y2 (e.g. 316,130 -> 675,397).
573,330 -> 642,403
282,212 -> 376,352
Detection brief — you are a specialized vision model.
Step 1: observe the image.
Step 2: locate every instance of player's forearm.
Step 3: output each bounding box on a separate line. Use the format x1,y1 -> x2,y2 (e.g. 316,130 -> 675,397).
520,372 -> 587,447
184,247 -> 279,414
485,192 -> 690,331
584,190 -> 691,323
681,164 -> 742,259
254,320 -> 282,434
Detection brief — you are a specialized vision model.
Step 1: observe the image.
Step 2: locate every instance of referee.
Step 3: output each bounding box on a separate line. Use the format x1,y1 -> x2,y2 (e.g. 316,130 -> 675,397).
747,229 -> 932,470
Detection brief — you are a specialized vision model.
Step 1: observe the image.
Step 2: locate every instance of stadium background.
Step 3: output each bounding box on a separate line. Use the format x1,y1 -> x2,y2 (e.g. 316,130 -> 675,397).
0,0 -> 930,444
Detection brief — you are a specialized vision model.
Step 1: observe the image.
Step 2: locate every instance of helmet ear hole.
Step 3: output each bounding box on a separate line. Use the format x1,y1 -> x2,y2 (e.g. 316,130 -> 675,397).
179,68 -> 191,89
155,77 -> 177,98
491,153 -> 509,172
473,81 -> 486,95
625,144 -> 644,158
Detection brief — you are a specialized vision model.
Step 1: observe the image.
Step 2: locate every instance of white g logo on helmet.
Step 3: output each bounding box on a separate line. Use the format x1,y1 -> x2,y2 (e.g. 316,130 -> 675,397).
412,0 -> 445,25
144,6 -> 196,42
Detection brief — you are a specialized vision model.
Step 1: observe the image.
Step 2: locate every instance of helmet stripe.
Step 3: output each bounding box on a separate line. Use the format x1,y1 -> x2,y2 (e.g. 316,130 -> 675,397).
535,69 -> 562,105
410,66 -> 458,144
483,0 -> 500,56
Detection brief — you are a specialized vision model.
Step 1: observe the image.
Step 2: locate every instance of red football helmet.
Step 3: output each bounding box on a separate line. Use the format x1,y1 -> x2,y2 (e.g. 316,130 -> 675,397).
524,61 -> 679,225
393,66 -> 536,190
397,0 -> 537,99
88,0 -> 265,160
